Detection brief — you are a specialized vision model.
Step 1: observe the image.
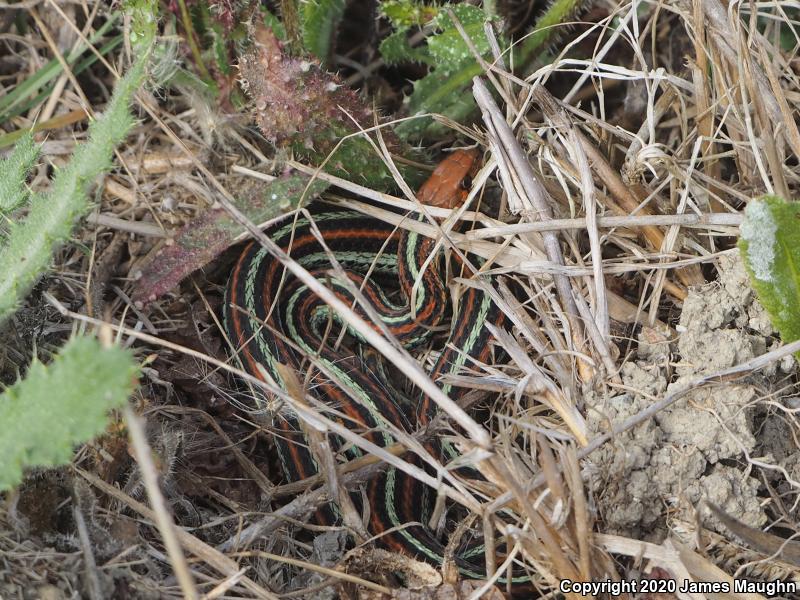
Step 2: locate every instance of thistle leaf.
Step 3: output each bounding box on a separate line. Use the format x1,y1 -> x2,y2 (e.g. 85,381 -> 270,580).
385,0 -> 584,141
381,0 -> 436,27
302,0 -> 347,64
0,0 -> 156,325
0,337 -> 138,491
379,29 -> 431,66
239,22 -> 421,189
389,3 -> 500,140
0,132 -> 39,214
131,174 -> 329,307
739,196 -> 800,348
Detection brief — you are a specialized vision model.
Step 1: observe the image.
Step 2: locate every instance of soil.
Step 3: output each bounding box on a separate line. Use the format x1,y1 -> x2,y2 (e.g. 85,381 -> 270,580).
586,253 -> 799,548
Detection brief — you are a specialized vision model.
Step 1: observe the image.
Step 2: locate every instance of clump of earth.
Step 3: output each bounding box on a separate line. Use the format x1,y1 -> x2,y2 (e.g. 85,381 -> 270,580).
584,253 -> 799,541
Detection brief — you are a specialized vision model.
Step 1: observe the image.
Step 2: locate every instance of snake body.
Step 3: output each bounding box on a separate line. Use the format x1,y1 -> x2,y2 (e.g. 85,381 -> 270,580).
224,151 -> 525,584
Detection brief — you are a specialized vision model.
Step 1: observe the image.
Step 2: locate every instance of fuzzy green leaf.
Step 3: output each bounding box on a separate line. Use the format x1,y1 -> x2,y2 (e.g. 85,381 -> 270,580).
379,29 -> 431,66
389,0 -> 584,141
0,2 -> 156,325
517,0 -> 585,61
302,0 -> 347,64
390,4 -> 499,140
381,0 -> 436,27
427,5 -> 489,65
0,337 -> 138,491
739,196 -> 800,348
0,133 -> 39,214
262,9 -> 287,41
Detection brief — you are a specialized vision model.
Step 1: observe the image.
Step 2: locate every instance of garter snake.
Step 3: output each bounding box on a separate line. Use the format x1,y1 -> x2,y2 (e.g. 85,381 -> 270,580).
224,150 -> 527,586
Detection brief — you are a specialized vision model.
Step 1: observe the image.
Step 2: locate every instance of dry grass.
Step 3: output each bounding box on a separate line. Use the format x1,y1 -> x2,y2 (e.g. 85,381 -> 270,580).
2,0 -> 800,598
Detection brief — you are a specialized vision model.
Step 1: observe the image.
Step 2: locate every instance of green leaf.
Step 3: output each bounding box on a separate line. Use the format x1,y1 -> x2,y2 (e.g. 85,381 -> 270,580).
302,0 -> 347,64
261,9 -> 287,41
427,5 -> 489,65
385,0 -> 584,141
379,29 -> 431,66
0,3 -> 156,325
517,0 -> 584,61
739,196 -> 800,348
388,4 -> 500,140
0,337 -> 138,491
381,0 -> 436,27
0,132 -> 39,214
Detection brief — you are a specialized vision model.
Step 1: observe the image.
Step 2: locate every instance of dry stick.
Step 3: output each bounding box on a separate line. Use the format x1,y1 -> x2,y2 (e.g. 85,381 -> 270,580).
73,505 -> 103,600
733,23 -> 773,196
488,338 -> 800,514
568,127 -> 609,342
472,77 -> 594,385
563,447 -> 591,581
29,7 -> 93,116
323,198 -> 735,278
689,0 -> 726,213
37,0 -> 107,116
472,78 -> 578,322
203,569 -> 249,600
75,468 -> 278,600
698,0 -> 792,148
263,162 -> 744,233
569,289 -> 617,380
85,213 -> 166,237
528,84 -> 702,297
466,212 -> 741,236
745,35 -> 789,200
756,42 -> 800,171
648,137 -> 703,327
124,405 -> 199,600
44,0 -> 118,77
230,551 -> 393,595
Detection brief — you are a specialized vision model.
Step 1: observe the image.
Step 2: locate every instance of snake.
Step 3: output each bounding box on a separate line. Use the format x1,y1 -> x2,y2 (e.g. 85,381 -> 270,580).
224,150 -> 528,587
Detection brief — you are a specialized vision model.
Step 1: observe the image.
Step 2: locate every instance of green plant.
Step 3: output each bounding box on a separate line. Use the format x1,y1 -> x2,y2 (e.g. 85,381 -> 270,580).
0,0 -> 157,324
0,0 -> 156,490
0,337 -> 138,491
739,196 -> 800,352
381,0 -> 583,140
0,132 -> 39,216
302,0 -> 347,64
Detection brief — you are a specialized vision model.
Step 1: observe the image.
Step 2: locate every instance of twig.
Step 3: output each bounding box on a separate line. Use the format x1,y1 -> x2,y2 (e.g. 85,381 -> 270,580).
73,504 -> 103,600
472,77 -> 579,321
124,405 -> 199,600
86,212 -> 166,237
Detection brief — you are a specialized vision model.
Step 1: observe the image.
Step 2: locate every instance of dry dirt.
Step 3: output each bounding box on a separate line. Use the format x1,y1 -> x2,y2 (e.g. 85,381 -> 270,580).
585,253 -> 799,547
